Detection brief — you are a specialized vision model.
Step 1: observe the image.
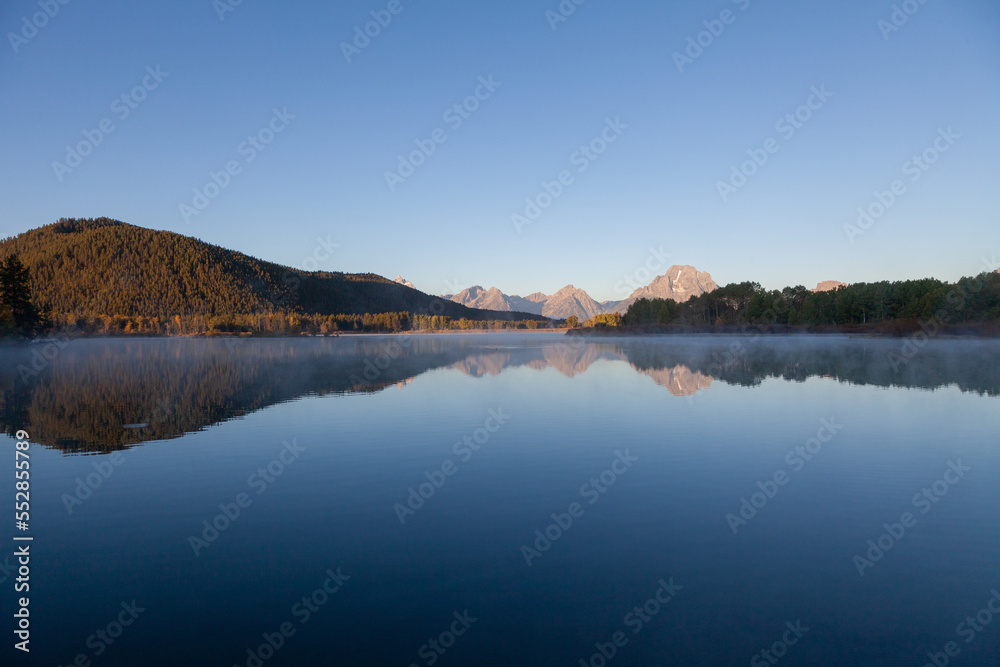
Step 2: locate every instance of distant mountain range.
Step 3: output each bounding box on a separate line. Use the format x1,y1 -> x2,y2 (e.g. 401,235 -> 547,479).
443,284 -> 610,320
444,265 -> 719,319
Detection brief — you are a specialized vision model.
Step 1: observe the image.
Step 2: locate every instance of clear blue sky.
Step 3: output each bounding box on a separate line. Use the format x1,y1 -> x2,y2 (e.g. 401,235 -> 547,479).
2,0 -> 998,300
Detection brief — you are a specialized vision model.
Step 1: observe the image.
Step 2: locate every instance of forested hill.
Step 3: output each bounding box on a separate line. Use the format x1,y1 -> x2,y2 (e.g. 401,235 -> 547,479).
0,218 -> 534,322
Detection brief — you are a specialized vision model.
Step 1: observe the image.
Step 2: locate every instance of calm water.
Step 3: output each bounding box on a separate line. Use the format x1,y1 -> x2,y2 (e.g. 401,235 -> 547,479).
2,334 -> 999,666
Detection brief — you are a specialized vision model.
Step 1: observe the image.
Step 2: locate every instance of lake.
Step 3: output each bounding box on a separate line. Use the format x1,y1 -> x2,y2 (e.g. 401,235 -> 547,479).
2,333 -> 999,666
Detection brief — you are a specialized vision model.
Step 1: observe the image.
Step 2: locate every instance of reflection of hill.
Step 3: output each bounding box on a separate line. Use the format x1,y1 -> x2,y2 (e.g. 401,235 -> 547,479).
0,337 -> 473,454
2,335 -> 997,454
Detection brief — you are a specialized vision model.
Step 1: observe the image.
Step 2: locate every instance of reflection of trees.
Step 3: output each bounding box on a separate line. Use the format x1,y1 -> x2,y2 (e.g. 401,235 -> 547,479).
617,337 -> 1000,396
0,338 -> 457,454
1,336 -> 996,454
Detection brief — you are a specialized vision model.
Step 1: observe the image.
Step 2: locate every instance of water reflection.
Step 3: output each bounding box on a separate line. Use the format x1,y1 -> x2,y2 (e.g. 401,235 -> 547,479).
1,334 -> 997,453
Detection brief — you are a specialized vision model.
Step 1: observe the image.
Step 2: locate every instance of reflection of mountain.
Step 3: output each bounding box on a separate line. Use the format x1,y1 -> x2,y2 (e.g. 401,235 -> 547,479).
451,352 -> 511,377
450,345 -> 625,378
2,336 -> 998,454
541,344 -> 623,377
639,366 -> 714,396
449,347 -> 712,394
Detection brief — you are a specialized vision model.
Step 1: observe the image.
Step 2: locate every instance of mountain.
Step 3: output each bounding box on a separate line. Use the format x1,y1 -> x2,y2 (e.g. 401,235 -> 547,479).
0,218 -> 544,322
813,280 -> 847,292
446,284 -> 606,319
541,285 -> 606,320
524,292 -> 548,306
393,275 -> 415,289
446,266 -> 718,319
612,265 -> 718,314
445,285 -> 545,315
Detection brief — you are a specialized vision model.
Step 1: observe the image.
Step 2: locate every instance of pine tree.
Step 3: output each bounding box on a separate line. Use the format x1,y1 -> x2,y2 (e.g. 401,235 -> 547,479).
0,253 -> 41,336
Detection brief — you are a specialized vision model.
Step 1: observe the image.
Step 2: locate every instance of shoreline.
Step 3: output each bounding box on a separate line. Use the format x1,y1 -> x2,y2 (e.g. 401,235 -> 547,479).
6,329 -> 571,344
567,321 -> 1000,339
8,323 -> 1000,343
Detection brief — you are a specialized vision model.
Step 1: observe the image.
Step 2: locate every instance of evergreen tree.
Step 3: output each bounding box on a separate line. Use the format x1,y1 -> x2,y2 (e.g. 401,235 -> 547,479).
0,253 -> 41,336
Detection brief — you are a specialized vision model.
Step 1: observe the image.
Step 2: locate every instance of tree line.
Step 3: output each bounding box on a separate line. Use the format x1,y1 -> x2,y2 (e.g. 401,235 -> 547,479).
38,310 -> 552,336
621,273 -> 1000,329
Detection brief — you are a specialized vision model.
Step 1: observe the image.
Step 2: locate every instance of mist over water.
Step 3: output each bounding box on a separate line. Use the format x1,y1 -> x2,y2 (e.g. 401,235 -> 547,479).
2,334 -> 999,665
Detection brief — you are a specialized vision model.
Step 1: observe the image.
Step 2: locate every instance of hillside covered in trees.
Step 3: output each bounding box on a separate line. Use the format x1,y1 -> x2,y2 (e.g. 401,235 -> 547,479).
618,273 -> 1000,333
0,218 -> 547,335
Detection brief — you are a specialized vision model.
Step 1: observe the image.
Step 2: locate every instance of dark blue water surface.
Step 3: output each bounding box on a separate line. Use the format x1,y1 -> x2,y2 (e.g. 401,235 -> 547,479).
1,334 -> 999,666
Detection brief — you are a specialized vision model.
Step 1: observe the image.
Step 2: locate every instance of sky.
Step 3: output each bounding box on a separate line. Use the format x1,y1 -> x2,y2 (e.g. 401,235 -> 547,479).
1,0 -> 999,301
